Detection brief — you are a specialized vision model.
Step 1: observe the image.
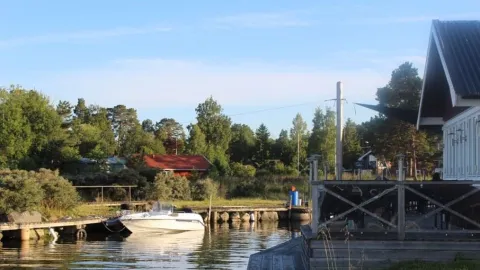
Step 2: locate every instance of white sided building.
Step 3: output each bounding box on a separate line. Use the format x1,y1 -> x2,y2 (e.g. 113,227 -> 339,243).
417,20 -> 480,181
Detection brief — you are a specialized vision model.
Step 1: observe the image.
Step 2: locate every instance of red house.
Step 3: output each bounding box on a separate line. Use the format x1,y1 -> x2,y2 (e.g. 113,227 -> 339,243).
142,154 -> 212,177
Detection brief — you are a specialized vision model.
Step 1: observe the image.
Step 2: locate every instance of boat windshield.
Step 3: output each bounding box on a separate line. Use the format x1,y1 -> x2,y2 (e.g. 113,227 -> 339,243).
151,201 -> 174,212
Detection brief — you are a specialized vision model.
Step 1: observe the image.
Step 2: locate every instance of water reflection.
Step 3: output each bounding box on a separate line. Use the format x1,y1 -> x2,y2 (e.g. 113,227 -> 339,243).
0,221 -> 308,269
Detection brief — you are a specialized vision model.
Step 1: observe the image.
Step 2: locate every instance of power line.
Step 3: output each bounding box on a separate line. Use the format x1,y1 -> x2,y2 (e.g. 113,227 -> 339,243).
178,100 -> 323,126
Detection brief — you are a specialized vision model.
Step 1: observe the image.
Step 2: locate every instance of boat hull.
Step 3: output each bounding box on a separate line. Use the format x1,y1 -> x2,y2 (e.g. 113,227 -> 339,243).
120,219 -> 205,233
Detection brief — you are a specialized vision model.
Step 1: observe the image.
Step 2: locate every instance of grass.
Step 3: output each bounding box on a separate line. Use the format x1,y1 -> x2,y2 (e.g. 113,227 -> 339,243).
172,198 -> 286,208
40,204 -> 120,221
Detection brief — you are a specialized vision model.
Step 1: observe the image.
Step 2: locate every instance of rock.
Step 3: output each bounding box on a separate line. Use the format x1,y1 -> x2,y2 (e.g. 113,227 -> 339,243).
260,212 -> 279,221
0,211 -> 42,223
230,212 -> 241,221
241,213 -> 251,222
219,212 -> 230,222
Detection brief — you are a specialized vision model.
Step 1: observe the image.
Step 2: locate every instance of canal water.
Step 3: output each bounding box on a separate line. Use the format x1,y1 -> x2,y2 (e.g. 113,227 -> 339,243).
0,221 -> 306,269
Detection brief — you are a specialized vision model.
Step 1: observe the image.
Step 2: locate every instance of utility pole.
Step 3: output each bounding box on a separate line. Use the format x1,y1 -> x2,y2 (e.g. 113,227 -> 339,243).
335,82 -> 344,180
175,137 -> 178,155
326,82 -> 345,180
297,132 -> 300,175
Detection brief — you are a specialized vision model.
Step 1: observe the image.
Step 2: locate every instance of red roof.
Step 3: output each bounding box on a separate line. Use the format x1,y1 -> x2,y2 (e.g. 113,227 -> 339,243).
143,155 -> 212,171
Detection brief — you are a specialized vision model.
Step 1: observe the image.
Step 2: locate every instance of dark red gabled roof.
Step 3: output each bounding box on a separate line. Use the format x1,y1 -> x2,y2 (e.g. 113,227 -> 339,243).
143,155 -> 212,171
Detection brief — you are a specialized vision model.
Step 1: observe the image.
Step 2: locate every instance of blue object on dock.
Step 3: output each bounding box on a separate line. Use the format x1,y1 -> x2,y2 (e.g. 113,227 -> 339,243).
292,191 -> 299,206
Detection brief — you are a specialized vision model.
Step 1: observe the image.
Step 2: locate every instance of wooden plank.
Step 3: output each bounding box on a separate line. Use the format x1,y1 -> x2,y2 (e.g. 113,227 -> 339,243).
247,254 -> 263,270
311,248 -> 479,259
281,255 -> 295,270
272,255 -> 284,269
0,218 -> 106,231
309,240 -> 480,250
261,255 -> 272,270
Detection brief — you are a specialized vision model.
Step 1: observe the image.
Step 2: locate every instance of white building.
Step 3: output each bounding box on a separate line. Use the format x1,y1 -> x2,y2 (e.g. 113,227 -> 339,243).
417,20 -> 480,180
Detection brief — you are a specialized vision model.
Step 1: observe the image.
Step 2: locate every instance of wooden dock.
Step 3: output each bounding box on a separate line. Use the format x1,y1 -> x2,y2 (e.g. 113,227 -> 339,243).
0,217 -> 106,231
0,217 -> 108,241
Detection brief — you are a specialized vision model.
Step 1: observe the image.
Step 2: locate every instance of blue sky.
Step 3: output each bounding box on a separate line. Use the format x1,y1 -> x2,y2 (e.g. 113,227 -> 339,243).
1,0 -> 480,137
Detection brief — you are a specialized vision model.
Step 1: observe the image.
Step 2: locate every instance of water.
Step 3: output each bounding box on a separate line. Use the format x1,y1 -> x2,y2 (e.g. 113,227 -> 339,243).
0,221 -> 305,269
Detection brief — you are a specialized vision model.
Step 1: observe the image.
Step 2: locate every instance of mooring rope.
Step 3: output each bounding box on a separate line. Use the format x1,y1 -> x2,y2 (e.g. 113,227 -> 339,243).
101,220 -> 127,233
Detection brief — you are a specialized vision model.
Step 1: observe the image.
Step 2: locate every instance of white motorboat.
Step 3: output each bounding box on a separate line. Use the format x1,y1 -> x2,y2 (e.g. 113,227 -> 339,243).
117,202 -> 206,234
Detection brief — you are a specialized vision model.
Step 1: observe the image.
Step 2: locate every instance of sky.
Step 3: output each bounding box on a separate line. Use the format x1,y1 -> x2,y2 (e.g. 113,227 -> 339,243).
1,0 -> 480,137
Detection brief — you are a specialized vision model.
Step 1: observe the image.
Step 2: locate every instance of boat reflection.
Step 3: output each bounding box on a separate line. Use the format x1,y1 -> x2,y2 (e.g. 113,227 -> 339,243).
119,229 -> 205,256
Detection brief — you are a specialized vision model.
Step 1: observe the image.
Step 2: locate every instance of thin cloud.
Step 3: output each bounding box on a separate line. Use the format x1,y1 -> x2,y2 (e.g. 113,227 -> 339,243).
36,58 -> 388,111
210,10 -> 314,29
352,12 -> 480,25
0,26 -> 172,47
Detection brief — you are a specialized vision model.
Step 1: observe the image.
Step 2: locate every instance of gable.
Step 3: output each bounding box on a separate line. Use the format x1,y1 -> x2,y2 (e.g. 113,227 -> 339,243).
417,20 -> 480,130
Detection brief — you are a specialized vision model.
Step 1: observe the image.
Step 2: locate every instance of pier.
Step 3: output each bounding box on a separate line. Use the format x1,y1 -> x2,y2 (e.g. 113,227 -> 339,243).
0,217 -> 108,241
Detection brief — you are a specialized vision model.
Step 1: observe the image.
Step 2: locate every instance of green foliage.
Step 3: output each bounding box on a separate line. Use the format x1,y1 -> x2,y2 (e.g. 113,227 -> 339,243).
195,97 -> 232,152
0,169 -> 79,214
229,124 -> 255,163
155,118 -> 186,154
186,124 -> 207,155
191,178 -> 218,201
290,113 -> 309,173
359,62 -> 440,176
230,162 -> 256,177
254,123 -> 272,167
343,118 -> 362,169
148,173 -> 191,201
270,162 -> 298,176
308,107 -> 336,171
271,130 -> 294,166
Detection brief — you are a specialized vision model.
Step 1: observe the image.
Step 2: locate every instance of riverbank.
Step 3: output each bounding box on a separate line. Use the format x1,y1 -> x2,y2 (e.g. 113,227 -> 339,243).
40,198 -> 289,221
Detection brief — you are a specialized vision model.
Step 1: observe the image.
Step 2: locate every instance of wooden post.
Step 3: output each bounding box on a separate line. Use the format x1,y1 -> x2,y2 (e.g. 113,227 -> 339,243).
311,185 -> 320,235
101,186 -> 104,203
128,186 -> 132,202
20,228 -> 30,241
207,194 -> 213,224
397,154 -> 406,241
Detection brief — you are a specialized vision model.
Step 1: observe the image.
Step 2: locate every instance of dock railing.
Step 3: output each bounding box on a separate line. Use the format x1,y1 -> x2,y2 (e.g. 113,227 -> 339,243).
73,185 -> 137,203
308,154 -> 480,241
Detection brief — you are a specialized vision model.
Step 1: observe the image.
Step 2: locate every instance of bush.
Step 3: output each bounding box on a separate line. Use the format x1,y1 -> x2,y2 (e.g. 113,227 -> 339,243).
35,169 -> 79,210
191,178 -> 218,201
230,162 -> 256,177
148,173 -> 191,201
0,169 -> 79,214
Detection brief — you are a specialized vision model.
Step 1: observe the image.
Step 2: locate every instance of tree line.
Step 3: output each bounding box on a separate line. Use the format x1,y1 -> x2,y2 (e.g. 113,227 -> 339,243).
0,62 -> 441,178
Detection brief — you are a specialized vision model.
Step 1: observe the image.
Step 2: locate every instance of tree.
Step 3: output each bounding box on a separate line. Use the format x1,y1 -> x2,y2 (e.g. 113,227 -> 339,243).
0,86 -> 64,169
229,124 -> 255,163
254,123 -> 271,167
73,98 -> 89,123
141,119 -> 155,134
343,118 -> 362,169
56,100 -> 73,128
360,62 -> 439,176
271,129 -> 293,165
186,124 -> 207,155
290,113 -> 309,173
155,118 -> 185,155
308,107 -> 336,172
195,97 -> 232,153
107,105 -> 140,154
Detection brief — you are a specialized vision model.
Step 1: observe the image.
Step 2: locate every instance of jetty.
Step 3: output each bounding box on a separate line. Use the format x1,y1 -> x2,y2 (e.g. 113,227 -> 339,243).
0,217 -> 108,241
